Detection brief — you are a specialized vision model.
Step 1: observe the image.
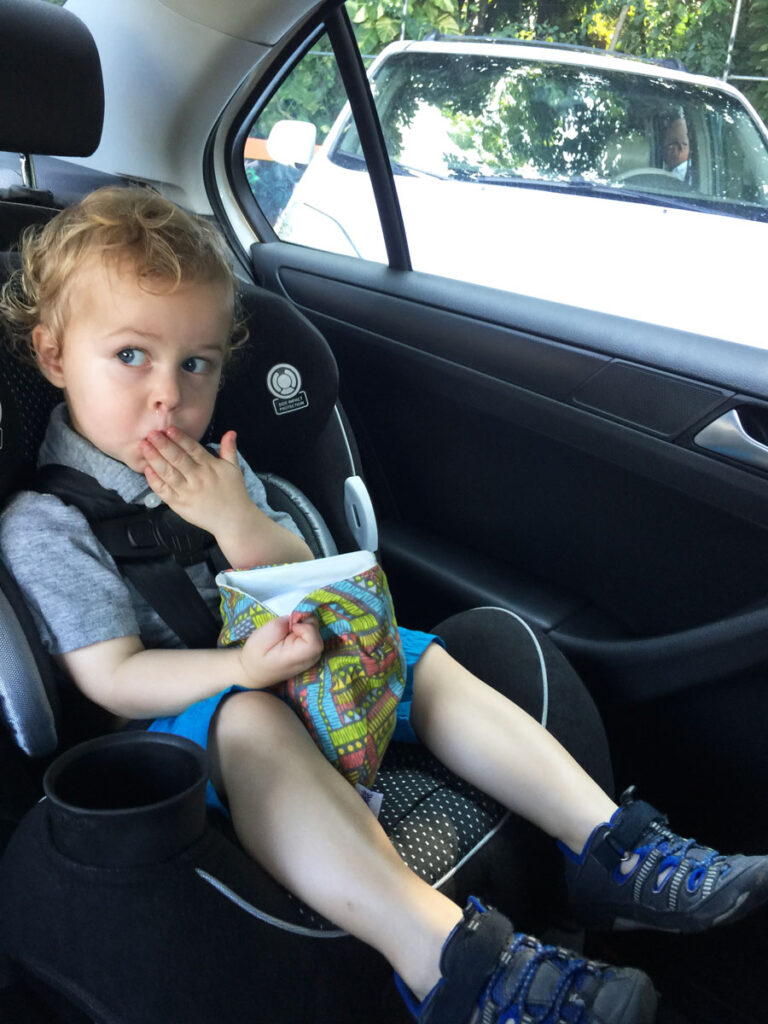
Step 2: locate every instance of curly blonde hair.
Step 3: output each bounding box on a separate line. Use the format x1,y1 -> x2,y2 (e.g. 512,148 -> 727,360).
0,186 -> 247,364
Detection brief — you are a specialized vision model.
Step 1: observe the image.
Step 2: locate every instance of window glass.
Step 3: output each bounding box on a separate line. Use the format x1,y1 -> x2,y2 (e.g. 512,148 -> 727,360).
238,10 -> 768,338
342,53 -> 768,211
330,50 -> 768,287
350,55 -> 768,206
243,31 -> 386,261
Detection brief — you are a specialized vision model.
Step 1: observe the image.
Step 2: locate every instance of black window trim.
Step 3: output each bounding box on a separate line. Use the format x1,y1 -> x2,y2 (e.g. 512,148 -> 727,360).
324,4 -> 410,270
209,1 -> 411,272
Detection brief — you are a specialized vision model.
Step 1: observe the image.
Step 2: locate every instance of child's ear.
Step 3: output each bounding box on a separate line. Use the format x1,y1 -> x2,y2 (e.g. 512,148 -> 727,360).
31,325 -> 65,388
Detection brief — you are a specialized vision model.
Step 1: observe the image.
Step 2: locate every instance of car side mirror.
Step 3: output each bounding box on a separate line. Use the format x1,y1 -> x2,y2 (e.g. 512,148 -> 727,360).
266,120 -> 317,168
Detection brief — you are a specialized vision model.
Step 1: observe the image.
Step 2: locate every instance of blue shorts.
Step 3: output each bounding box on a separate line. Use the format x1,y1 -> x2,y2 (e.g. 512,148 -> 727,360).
148,626 -> 442,812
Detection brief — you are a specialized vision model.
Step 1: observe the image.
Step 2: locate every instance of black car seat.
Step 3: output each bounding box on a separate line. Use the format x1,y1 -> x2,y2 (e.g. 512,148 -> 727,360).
0,3 -> 614,1022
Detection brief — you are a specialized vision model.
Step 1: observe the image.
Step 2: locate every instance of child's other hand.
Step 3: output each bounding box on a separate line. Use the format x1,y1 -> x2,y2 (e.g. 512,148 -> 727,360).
237,613 -> 323,689
140,427 -> 251,537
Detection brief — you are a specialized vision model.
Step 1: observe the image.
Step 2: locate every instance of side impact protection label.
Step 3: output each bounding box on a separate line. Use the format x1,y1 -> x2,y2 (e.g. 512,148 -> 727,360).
266,364 -> 309,416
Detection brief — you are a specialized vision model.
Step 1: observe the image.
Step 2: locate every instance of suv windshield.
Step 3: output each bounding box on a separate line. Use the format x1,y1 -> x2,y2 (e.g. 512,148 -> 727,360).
334,51 -> 768,220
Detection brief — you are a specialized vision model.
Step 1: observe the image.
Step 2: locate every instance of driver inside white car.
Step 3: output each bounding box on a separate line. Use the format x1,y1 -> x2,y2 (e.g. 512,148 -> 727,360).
664,114 -> 691,179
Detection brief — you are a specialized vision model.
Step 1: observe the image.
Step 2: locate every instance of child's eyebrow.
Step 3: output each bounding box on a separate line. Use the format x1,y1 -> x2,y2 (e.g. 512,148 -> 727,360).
103,326 -> 161,341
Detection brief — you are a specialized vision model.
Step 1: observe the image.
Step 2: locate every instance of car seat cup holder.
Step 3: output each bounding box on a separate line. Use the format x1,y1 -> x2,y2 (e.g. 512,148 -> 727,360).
42,732 -> 208,868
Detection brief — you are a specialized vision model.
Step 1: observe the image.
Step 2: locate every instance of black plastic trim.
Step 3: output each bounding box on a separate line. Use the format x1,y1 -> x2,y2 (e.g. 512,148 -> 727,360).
324,7 -> 411,270
382,521 -> 768,701
381,521 -> 591,632
253,242 -> 768,397
571,360 -> 730,439
552,602 -> 768,700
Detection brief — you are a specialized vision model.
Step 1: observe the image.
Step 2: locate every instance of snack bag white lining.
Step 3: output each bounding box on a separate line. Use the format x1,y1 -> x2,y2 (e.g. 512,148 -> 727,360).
215,550 -> 377,618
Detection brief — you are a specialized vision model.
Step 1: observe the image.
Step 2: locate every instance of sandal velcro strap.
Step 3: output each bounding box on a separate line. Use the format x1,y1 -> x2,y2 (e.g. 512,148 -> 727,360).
427,899 -> 515,1024
594,794 -> 669,869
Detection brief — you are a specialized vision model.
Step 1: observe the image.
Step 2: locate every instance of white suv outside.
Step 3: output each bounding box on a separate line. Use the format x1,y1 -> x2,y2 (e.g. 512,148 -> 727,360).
258,39 -> 768,346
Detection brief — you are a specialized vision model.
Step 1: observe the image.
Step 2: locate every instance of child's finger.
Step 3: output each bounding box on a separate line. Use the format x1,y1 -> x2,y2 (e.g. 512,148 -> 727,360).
290,622 -> 323,657
252,615 -> 293,648
140,439 -> 185,490
147,428 -> 200,471
162,425 -> 203,452
289,610 -> 312,627
143,463 -> 164,495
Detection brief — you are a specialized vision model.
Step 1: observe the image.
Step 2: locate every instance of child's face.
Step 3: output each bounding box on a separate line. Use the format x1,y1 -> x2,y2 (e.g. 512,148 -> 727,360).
33,254 -> 233,472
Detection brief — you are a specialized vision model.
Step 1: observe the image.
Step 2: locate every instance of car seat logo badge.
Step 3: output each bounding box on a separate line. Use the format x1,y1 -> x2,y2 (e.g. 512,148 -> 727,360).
266,364 -> 309,416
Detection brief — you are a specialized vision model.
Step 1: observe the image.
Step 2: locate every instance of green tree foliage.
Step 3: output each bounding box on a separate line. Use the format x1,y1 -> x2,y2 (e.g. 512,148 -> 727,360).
351,0 -> 462,53
736,0 -> 768,124
585,0 -> 733,75
248,1 -> 768,148
346,0 -> 768,120
348,0 -> 736,74
248,33 -> 348,143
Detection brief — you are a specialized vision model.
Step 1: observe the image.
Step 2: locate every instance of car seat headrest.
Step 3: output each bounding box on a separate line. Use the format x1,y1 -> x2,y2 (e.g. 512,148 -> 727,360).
208,284 -> 340,477
0,0 -> 104,156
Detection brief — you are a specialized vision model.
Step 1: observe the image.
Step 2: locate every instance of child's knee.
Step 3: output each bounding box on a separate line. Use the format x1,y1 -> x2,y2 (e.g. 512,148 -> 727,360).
212,689 -> 296,748
209,690 -> 299,795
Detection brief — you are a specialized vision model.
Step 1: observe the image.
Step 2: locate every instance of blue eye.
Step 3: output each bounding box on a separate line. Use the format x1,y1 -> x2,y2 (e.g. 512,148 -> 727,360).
117,348 -> 147,366
181,356 -> 210,374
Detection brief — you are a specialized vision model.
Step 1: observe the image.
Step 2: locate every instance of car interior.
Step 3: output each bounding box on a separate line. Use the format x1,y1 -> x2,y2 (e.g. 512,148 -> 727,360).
0,3 -> 613,1021
2,1 -> 768,1023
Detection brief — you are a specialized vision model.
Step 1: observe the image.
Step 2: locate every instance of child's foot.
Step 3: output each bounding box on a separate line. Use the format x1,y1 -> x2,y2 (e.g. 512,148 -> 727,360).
396,896 -> 657,1024
563,786 -> 768,933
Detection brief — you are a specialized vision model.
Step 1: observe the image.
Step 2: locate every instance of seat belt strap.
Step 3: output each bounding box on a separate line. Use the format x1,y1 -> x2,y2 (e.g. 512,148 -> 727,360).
121,559 -> 221,650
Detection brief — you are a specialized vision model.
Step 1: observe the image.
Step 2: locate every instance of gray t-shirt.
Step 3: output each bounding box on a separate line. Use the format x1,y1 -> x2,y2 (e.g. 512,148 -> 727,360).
0,403 -> 302,655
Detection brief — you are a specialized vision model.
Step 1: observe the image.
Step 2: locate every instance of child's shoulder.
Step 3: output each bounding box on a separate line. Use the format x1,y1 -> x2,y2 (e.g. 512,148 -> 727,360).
0,489 -> 91,558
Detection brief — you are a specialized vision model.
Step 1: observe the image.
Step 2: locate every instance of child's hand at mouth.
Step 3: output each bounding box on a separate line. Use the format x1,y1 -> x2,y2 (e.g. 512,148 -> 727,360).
140,426 -> 251,539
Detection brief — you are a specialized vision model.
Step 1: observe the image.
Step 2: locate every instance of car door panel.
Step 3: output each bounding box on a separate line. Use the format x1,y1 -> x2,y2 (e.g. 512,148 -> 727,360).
250,241 -> 768,703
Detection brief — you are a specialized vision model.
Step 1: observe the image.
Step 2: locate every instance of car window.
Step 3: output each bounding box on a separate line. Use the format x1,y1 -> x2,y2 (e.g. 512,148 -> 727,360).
243,30 -> 387,261
235,9 -> 768,338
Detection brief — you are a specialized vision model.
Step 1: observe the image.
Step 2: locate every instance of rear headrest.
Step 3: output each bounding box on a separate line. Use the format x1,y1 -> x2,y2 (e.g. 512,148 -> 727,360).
0,0 -> 104,156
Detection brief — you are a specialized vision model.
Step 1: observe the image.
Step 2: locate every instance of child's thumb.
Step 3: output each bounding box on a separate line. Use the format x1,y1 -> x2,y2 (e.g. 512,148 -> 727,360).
219,430 -> 239,466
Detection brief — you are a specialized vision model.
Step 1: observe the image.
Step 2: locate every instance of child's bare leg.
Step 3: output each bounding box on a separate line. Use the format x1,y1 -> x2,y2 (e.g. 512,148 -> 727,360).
210,690 -> 659,1024
410,643 -> 617,854
209,690 -> 462,1001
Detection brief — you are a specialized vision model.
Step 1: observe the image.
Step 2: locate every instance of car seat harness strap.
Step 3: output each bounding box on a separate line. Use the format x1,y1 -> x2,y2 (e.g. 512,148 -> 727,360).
34,464 -> 223,649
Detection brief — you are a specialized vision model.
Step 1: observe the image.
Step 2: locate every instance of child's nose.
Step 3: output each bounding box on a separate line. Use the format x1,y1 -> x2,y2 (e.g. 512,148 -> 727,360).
151,369 -> 181,411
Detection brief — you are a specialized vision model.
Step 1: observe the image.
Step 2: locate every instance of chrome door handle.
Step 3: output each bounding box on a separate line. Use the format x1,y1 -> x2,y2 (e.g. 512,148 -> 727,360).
694,409 -> 768,471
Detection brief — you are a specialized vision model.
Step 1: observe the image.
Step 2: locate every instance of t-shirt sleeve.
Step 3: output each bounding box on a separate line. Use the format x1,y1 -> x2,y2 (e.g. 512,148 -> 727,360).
0,491 -> 141,656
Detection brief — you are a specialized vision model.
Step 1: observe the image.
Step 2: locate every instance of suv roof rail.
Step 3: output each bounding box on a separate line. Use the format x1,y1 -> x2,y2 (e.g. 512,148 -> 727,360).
422,33 -> 689,73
